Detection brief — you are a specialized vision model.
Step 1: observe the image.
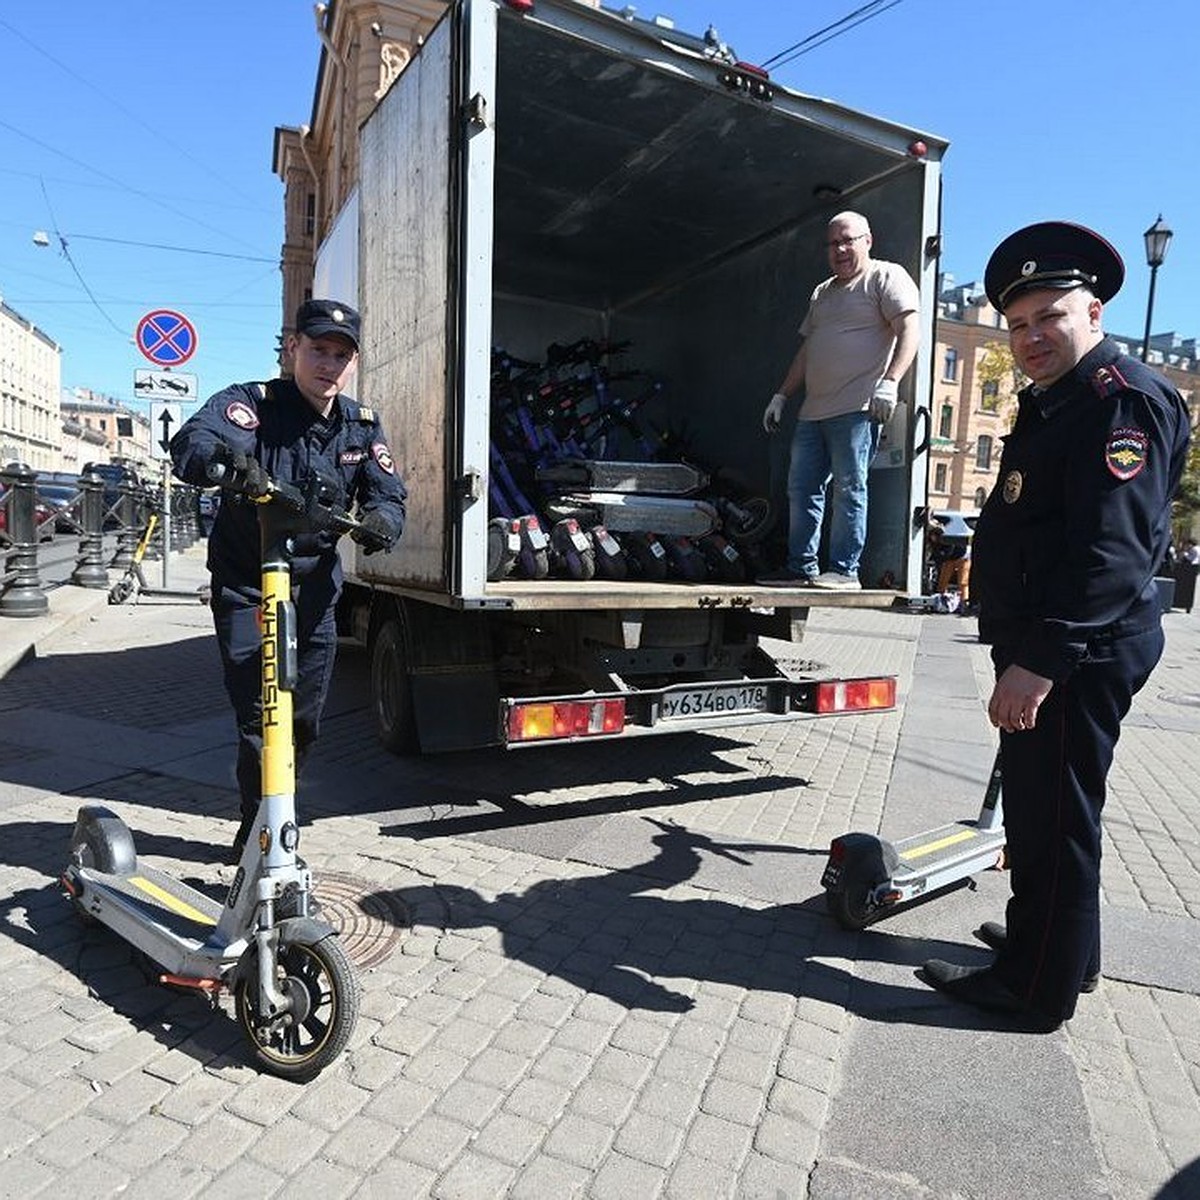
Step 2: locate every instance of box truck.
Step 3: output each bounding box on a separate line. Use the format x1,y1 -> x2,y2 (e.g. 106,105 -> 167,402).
321,0 -> 947,752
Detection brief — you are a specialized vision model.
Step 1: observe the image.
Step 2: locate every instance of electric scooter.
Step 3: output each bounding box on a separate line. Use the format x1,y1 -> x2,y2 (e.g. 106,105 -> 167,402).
820,749 -> 1006,930
61,455 -> 368,1080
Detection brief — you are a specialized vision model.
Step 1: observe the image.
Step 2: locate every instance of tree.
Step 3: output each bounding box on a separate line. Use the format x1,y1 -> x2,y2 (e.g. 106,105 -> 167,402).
1173,417 -> 1200,535
976,345 -> 1025,428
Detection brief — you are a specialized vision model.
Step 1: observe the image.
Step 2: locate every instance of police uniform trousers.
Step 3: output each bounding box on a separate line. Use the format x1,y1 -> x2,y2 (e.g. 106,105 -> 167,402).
210,576 -> 339,834
990,625 -> 1163,1021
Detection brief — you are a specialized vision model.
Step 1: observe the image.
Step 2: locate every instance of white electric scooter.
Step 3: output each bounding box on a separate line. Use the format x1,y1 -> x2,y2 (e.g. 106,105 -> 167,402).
820,749 -> 1006,929
61,457 -> 376,1080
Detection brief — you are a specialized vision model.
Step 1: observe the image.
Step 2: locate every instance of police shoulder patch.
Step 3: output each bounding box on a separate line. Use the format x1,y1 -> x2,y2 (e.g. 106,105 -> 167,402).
371,441 -> 396,474
1105,427 -> 1148,481
225,399 -> 260,430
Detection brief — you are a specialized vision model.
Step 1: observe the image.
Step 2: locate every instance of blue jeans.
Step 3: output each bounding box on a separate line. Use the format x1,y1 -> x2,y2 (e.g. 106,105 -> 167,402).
786,412 -> 879,577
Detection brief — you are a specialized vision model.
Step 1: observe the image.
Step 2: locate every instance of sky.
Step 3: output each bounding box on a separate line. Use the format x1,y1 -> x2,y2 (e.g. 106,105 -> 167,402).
1,0 -> 1197,415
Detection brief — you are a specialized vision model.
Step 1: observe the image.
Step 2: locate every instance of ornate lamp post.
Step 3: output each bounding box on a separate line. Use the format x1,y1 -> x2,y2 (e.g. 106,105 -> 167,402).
1140,215 -> 1173,363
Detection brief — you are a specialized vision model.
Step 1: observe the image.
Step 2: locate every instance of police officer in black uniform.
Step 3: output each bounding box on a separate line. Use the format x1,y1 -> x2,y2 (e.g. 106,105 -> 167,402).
920,223 -> 1190,1030
171,299 -> 407,858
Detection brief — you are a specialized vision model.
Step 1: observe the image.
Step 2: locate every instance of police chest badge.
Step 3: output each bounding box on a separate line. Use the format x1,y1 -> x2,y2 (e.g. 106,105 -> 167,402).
1105,427 -> 1148,481
371,441 -> 396,474
224,400 -> 259,430
1002,470 -> 1023,503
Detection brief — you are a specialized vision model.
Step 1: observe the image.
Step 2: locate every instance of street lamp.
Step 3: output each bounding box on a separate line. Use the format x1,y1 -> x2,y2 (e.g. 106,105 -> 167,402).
1140,214 -> 1173,363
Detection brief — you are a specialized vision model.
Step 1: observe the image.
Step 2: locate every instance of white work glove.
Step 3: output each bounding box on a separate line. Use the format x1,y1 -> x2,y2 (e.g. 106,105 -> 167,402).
869,378 -> 898,424
763,392 -> 787,433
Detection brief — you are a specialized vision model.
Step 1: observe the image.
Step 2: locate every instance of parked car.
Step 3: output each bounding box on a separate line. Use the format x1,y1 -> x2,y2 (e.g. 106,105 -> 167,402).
0,484 -> 57,543
34,479 -> 84,534
82,461 -> 141,528
198,488 -> 220,533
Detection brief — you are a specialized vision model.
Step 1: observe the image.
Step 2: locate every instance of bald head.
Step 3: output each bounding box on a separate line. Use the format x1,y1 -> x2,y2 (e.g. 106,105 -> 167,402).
826,212 -> 873,281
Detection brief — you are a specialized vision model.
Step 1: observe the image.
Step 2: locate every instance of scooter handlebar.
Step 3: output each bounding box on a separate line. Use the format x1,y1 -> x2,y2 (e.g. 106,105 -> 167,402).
205,449 -> 361,537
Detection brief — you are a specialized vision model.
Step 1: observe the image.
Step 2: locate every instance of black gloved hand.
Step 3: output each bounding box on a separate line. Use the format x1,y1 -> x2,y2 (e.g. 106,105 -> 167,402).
229,451 -> 270,498
351,509 -> 395,555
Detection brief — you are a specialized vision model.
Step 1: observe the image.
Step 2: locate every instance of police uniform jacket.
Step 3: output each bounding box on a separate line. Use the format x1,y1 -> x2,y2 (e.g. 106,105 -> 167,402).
972,337 -> 1189,682
170,378 -> 407,595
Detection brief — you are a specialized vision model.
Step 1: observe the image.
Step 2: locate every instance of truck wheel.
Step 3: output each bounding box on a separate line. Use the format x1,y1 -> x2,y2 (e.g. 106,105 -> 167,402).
371,618 -> 419,755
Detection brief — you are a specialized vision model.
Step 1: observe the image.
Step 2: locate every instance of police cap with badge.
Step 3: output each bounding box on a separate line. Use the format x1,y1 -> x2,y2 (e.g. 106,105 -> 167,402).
296,298 -> 360,349
984,221 -> 1125,312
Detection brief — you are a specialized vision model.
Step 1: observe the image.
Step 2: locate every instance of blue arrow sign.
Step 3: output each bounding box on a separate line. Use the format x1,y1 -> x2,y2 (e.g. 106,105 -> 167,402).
136,309 -> 198,367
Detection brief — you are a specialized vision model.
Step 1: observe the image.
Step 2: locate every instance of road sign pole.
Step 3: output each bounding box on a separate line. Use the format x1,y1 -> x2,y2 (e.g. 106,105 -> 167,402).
161,462 -> 172,588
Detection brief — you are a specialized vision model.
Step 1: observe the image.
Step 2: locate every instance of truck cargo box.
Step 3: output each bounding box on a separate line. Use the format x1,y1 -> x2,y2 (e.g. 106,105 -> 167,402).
320,0 -> 946,752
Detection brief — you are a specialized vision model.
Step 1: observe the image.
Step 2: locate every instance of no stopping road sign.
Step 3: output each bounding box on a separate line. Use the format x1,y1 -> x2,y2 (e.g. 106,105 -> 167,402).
136,309 -> 198,367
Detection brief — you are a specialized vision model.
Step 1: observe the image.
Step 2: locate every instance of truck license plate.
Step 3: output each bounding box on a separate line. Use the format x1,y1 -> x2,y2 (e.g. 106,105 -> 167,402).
661,684 -> 769,720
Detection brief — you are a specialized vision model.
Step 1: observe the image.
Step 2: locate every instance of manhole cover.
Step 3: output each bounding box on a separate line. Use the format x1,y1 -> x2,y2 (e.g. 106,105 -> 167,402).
312,872 -> 409,969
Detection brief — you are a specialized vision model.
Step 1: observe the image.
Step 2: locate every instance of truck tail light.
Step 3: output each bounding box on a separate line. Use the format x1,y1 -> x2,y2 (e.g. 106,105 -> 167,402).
504,0 -> 535,11
812,677 -> 896,714
508,699 -> 625,742
718,62 -> 774,101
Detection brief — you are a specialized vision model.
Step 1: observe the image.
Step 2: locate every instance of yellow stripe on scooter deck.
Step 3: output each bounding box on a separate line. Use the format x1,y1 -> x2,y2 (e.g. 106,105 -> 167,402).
899,828 -> 979,861
130,876 -> 218,925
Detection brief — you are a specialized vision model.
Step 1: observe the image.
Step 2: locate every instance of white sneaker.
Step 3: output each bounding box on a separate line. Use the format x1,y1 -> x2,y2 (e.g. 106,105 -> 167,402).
812,571 -> 861,591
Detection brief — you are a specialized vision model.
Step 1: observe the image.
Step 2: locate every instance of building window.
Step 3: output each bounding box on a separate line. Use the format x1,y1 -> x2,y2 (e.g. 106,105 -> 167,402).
939,403 -> 953,439
974,487 -> 987,508
975,434 -> 993,471
304,192 -> 316,238
981,379 -> 999,411
934,463 -> 947,492
942,347 -> 959,382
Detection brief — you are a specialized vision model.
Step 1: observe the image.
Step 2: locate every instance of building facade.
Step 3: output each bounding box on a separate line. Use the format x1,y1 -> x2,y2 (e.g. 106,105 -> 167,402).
0,300 -> 62,474
59,389 -> 153,477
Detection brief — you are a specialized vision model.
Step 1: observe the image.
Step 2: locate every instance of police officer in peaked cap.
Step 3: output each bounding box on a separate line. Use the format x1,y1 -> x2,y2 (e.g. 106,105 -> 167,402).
171,299 -> 407,860
920,222 -> 1190,1029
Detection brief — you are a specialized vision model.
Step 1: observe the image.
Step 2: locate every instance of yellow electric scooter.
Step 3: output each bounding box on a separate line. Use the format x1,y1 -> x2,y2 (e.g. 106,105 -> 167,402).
62,456 -> 371,1080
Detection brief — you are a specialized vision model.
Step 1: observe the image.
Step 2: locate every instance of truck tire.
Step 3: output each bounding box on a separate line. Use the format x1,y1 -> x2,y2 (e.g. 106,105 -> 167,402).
370,617 -> 419,755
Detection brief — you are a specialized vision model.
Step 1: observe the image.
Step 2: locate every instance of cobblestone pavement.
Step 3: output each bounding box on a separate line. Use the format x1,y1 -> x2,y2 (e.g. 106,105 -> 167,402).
0,552 -> 1197,1198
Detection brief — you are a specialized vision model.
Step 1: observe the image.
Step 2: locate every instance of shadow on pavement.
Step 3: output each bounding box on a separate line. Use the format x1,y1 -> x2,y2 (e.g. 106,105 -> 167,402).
0,868 -> 252,1073
1155,1157 -> 1200,1200
366,819 -> 1053,1036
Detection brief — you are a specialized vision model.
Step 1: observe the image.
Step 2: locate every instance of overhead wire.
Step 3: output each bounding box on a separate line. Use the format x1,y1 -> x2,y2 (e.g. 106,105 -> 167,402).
763,0 -> 906,71
39,178 -> 129,339
0,117 -> 269,255
0,14 -> 262,210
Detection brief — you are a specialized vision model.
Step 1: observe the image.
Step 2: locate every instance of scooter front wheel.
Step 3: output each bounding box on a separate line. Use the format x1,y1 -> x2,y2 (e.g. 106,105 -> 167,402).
236,934 -> 359,1081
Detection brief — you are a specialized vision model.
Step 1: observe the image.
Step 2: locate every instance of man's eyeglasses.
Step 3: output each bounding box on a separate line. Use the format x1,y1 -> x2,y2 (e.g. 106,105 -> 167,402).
827,234 -> 867,250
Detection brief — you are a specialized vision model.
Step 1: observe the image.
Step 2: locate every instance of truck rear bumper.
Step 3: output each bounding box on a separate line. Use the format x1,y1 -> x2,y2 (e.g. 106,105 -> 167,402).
501,675 -> 896,746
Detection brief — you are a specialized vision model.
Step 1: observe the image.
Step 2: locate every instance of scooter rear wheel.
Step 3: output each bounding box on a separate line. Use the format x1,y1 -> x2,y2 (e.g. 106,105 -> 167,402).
826,880 -> 880,931
236,934 -> 359,1081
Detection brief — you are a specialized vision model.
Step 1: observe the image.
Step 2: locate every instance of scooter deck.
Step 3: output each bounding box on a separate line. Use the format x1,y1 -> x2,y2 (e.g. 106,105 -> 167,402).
81,861 -> 224,947
553,492 -> 719,537
891,820 -> 1005,882
536,459 -> 708,495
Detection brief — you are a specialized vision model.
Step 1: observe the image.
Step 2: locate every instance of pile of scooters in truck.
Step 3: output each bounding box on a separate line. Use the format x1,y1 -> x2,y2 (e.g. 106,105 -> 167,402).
487,337 -> 775,583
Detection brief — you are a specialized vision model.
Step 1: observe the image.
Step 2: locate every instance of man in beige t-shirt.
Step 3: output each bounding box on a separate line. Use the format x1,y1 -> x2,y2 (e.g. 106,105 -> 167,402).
760,212 -> 920,590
